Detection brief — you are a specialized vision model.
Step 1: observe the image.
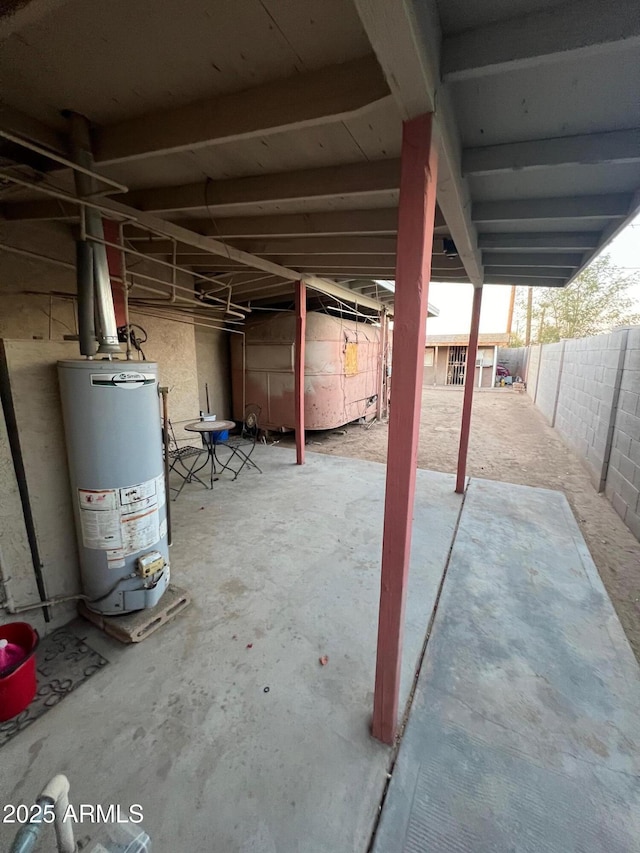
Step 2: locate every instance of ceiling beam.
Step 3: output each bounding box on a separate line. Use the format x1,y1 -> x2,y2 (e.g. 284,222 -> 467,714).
182,208 -> 445,236
0,104 -> 65,155
131,236 -> 402,256
353,0 -> 484,285
230,280 -> 292,298
78,193 -> 387,311
226,236 -> 399,255
1,133 -> 391,311
477,232 -> 600,251
141,209 -> 406,238
0,203 -> 404,233
484,275 -> 568,288
180,253 -> 399,269
171,252 -> 463,270
473,194 -> 632,223
0,203 -> 447,240
484,266 -> 570,279
442,0 -> 640,81
94,55 -> 390,164
299,268 -> 401,277
120,159 -> 400,213
463,128 -> 640,176
306,274 -> 391,309
482,252 -> 584,267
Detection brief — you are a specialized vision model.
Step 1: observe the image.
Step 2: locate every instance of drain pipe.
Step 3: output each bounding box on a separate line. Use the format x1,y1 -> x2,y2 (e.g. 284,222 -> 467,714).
9,774 -> 75,853
67,112 -> 120,356
159,386 -> 172,546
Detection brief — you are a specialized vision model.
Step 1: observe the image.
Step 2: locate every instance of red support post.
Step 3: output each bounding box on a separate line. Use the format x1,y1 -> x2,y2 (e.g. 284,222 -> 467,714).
455,285 -> 483,494
376,308 -> 386,421
295,280 -> 306,465
372,113 -> 438,745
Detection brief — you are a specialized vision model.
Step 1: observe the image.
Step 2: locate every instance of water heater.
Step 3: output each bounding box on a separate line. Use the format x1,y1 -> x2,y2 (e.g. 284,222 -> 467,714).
58,360 -> 170,615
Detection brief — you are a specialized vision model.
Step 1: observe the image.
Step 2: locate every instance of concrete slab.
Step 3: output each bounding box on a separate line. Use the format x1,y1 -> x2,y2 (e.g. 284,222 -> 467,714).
0,447 -> 461,853
373,478 -> 640,852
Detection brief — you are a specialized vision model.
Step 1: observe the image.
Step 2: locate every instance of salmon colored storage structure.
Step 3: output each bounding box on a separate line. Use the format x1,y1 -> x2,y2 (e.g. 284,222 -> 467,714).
231,312 -> 385,432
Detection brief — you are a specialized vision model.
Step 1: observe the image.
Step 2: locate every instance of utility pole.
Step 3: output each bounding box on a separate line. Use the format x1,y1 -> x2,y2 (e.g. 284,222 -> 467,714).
506,285 -> 516,339
525,287 -> 533,345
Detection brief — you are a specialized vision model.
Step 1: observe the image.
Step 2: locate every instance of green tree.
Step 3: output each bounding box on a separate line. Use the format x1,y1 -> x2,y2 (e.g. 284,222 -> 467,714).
512,254 -> 640,344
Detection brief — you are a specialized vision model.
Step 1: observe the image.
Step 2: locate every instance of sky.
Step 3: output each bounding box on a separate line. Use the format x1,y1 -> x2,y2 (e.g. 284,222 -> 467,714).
424,213 -> 640,336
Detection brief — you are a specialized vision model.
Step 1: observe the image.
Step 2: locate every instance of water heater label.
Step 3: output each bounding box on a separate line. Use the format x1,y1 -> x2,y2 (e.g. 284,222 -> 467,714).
78,475 -> 162,555
156,474 -> 166,508
79,505 -> 122,550
106,549 -> 126,569
121,506 -> 160,555
90,372 -> 156,390
120,479 -> 157,507
78,488 -> 118,511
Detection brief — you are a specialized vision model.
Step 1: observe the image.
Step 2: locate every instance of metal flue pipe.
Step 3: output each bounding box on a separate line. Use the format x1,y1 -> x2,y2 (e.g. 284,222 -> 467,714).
75,239 -> 95,356
67,112 -> 121,354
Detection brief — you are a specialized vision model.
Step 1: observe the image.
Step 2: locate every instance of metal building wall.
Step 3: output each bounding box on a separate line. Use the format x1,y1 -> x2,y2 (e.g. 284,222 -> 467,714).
230,311 -> 382,431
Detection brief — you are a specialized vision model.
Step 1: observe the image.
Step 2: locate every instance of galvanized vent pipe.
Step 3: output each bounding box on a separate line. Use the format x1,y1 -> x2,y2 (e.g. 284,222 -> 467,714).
67,112 -> 121,355
75,238 -> 95,356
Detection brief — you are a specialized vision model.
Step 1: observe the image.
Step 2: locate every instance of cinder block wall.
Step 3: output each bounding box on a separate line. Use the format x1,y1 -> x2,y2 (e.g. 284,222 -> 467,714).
535,341 -> 564,425
509,329 -> 640,541
526,344 -> 541,399
606,327 -> 640,538
555,332 -> 626,491
497,347 -> 526,378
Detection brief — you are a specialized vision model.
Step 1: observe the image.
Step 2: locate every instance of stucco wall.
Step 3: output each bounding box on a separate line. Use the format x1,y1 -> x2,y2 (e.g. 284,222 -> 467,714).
195,327 -> 231,419
0,397 -> 47,630
128,310 -> 200,439
425,348 -> 450,385
0,221 -> 206,426
0,223 -> 226,629
0,339 -> 81,631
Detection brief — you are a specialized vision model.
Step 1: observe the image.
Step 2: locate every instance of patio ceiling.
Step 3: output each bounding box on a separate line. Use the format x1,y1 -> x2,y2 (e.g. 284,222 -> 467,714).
0,0 -> 638,315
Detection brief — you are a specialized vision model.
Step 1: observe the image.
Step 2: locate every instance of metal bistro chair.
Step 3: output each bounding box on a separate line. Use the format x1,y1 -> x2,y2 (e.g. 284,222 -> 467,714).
164,419 -> 209,499
216,404 -> 263,480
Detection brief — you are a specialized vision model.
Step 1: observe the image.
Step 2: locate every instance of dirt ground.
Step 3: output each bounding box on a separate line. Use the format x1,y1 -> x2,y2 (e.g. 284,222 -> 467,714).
284,386 -> 640,660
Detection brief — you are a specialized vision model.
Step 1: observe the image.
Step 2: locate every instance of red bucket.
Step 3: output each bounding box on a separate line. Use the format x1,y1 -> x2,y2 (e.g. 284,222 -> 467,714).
0,622 -> 39,722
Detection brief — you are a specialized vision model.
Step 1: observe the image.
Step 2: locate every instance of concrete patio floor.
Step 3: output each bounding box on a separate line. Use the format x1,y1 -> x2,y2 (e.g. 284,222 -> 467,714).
373,479 -> 640,852
0,447 -> 462,852
1,448 -> 639,852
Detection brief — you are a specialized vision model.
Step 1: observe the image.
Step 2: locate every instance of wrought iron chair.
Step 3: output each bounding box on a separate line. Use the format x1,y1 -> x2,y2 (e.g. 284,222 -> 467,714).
164,419 -> 209,499
216,404 -> 263,480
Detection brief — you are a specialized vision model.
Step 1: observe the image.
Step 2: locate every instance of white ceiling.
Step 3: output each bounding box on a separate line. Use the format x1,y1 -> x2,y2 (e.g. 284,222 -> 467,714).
0,0 -> 639,306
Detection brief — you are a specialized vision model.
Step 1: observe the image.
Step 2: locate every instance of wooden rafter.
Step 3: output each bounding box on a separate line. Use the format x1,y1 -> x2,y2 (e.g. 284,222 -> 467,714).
94,55 -> 390,164
119,159 -> 401,213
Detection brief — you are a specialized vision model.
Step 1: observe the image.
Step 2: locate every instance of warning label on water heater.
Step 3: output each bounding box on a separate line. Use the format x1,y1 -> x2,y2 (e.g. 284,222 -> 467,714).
78,476 -> 162,558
